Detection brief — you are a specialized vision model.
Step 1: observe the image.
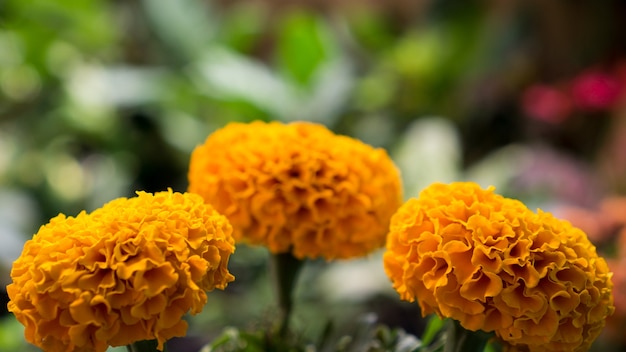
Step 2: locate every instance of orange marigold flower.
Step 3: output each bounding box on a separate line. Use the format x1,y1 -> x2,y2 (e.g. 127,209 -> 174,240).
188,121 -> 402,260
7,190 -> 235,352
383,182 -> 614,352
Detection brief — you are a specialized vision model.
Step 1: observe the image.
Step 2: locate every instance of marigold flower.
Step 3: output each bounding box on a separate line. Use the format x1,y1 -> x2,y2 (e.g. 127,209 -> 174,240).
188,121 -> 402,260
383,182 -> 614,352
7,190 -> 235,352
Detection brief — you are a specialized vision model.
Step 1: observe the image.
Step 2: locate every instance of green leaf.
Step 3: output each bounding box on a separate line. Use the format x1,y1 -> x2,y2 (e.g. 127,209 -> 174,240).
318,315 -> 421,352
0,316 -> 27,351
217,3 -> 266,54
142,0 -> 216,61
442,319 -> 495,352
345,9 -> 396,52
275,12 -> 334,86
190,47 -> 295,119
203,327 -> 265,352
0,315 -> 46,351
5,0 -> 118,72
420,316 -> 445,346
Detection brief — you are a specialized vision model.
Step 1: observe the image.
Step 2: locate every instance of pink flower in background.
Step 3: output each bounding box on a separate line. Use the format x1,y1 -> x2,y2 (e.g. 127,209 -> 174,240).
554,205 -> 614,244
570,70 -> 621,111
613,61 -> 626,105
556,196 -> 626,246
521,63 -> 626,121
522,84 -> 572,123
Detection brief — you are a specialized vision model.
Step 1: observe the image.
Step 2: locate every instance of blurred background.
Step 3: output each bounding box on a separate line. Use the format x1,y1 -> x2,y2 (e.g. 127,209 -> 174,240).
2,0 -> 626,351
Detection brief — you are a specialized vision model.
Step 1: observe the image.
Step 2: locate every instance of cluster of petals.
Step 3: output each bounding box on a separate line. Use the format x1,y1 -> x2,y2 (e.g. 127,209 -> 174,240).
383,182 -> 614,352
188,120 -> 403,260
7,190 -> 235,352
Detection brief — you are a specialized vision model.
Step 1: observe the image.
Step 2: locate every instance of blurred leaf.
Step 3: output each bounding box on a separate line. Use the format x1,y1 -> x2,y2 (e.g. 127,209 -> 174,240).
217,3 -> 266,54
319,314 -> 421,352
65,65 -> 168,109
392,117 -> 461,198
292,58 -> 354,125
346,9 -> 397,53
353,68 -> 397,112
420,316 -> 445,347
484,341 -> 503,352
0,316 -> 33,351
0,189 -> 38,276
142,0 -> 216,61
391,29 -> 443,81
202,327 -> 296,352
191,48 -> 353,125
416,318 -> 500,352
276,12 -> 334,86
190,47 -> 295,119
464,144 -> 531,193
430,10 -> 486,106
4,0 -> 117,71
373,325 -> 421,352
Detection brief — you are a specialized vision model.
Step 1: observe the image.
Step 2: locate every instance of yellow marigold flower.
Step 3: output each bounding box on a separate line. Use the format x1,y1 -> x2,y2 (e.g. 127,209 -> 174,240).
383,182 -> 614,352
7,190 -> 235,352
188,121 -> 402,260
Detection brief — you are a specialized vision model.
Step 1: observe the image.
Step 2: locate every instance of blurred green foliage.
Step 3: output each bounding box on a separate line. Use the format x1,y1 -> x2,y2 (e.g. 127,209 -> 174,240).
2,0 -> 626,351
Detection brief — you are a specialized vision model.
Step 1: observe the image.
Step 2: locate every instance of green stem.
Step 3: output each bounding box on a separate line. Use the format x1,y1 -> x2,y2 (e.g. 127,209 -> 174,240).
126,339 -> 168,352
443,319 -> 493,352
269,252 -> 305,338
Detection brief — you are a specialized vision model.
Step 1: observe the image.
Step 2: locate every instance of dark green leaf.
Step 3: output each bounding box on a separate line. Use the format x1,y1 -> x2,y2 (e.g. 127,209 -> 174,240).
275,12 -> 333,86
420,316 -> 445,346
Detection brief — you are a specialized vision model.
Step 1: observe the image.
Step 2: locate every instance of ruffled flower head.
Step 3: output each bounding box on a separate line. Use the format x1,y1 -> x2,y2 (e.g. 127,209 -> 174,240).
383,182 -> 614,352
7,190 -> 235,352
188,121 -> 402,260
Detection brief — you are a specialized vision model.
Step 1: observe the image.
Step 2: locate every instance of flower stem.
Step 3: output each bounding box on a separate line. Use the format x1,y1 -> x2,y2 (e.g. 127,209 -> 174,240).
269,252 -> 305,338
126,339 -> 168,352
444,319 -> 494,352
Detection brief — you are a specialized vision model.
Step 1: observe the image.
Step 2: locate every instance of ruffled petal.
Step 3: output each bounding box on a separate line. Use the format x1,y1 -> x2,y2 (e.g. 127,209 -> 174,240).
384,182 -> 614,352
7,190 -> 235,352
188,121 -> 403,260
